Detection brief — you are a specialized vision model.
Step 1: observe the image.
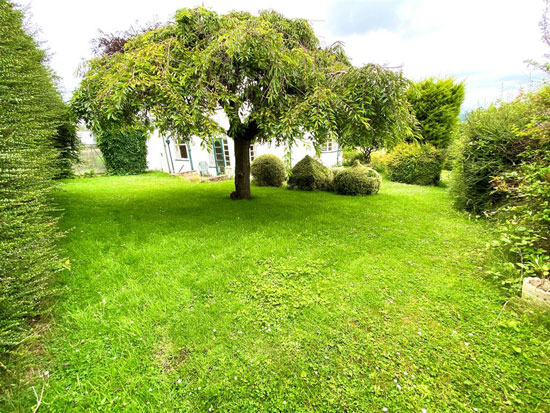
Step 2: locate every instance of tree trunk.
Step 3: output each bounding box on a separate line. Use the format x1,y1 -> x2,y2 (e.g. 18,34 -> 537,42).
231,137 -> 251,200
361,147 -> 373,164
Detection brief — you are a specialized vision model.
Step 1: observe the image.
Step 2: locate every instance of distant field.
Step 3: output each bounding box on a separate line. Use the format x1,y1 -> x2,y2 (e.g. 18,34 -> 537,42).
2,172 -> 549,411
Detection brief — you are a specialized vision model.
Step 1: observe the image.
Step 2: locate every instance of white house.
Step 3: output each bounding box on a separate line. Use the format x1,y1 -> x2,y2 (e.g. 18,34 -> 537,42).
146,132 -> 341,177
78,111 -> 342,176
146,110 -> 342,176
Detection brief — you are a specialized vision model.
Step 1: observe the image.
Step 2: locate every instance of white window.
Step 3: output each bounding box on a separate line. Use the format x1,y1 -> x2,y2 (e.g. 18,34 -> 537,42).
177,143 -> 189,160
321,139 -> 336,152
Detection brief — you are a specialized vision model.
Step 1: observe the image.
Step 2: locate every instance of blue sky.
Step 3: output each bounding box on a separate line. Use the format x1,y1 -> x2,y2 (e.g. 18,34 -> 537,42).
18,0 -> 549,112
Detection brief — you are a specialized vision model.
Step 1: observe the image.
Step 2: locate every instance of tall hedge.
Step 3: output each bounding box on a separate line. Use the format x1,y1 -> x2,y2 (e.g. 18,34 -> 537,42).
407,78 -> 465,149
0,1 -> 63,348
96,125 -> 148,175
450,100 -> 532,214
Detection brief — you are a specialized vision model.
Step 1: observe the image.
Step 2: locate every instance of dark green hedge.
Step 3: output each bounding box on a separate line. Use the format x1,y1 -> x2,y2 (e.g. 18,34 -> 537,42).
97,126 -> 148,175
0,1 -> 63,349
53,107 -> 80,178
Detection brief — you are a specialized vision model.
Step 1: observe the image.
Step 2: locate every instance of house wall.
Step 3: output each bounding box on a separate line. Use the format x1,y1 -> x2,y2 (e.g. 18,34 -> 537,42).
78,110 -> 342,175
146,135 -> 342,176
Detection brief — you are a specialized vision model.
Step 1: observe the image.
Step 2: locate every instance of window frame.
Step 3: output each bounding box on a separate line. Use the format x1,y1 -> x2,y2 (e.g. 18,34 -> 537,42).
176,142 -> 189,160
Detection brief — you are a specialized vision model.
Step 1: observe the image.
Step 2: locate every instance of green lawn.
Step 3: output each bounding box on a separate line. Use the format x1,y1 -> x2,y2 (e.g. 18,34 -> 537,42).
2,172 -> 550,411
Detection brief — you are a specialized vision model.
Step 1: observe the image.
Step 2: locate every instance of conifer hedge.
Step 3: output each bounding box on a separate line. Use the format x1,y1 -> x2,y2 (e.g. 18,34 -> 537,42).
0,1 -> 63,349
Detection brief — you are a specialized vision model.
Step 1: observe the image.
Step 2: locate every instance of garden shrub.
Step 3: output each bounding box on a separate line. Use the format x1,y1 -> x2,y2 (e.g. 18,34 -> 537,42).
96,125 -> 148,175
369,151 -> 387,173
0,1 -> 63,349
287,155 -> 332,191
489,88 -> 550,285
333,161 -> 381,195
450,100 -> 532,214
386,143 -> 443,185
53,106 -> 80,178
251,154 -> 286,187
342,148 -> 367,166
407,78 -> 465,149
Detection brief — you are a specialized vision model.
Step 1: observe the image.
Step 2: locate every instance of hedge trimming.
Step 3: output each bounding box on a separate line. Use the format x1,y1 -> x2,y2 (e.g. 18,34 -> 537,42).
287,155 -> 332,191
251,154 -> 286,187
97,125 -> 148,175
386,143 -> 442,186
0,1 -> 63,349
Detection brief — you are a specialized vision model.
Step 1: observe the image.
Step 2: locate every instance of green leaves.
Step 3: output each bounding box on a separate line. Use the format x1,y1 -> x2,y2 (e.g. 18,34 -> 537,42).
73,7 -> 413,154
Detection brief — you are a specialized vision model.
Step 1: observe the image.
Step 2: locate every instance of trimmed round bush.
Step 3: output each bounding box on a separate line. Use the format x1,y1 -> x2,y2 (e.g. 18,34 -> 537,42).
386,143 -> 442,185
251,154 -> 286,187
288,155 -> 332,191
333,161 -> 381,195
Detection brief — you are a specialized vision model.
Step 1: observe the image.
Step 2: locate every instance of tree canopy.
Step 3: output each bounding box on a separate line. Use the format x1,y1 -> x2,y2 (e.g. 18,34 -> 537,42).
406,78 -> 465,149
73,7 -> 413,198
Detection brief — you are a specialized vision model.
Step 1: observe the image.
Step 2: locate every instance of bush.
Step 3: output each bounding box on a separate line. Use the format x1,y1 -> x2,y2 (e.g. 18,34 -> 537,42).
386,143 -> 442,185
288,155 -> 332,191
97,125 -> 148,175
369,151 -> 387,173
450,100 -> 532,214
251,154 -> 286,187
489,88 -> 550,285
0,2 -> 63,349
53,106 -> 80,178
342,148 -> 367,166
407,78 -> 465,149
333,161 -> 381,195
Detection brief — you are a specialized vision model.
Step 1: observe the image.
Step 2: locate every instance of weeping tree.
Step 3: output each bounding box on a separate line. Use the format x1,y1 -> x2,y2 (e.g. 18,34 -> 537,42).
73,7 -> 412,199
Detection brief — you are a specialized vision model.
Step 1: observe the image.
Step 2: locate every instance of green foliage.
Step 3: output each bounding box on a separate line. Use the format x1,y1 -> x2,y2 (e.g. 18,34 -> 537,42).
450,100 -> 532,214
251,154 -> 286,187
369,151 -> 387,173
333,161 -> 381,195
342,148 -> 366,166
96,125 -> 148,175
72,7 -> 414,197
0,1 -> 63,349
490,88 -> 550,284
386,143 -> 443,185
407,78 -> 465,149
52,106 -> 80,178
287,155 -> 332,191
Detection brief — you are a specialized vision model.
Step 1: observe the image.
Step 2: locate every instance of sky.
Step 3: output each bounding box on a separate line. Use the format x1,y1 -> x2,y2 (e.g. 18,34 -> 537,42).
17,0 -> 550,112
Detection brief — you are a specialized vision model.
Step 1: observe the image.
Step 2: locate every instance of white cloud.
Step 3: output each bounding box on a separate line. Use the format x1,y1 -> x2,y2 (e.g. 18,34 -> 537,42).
17,0 -> 549,111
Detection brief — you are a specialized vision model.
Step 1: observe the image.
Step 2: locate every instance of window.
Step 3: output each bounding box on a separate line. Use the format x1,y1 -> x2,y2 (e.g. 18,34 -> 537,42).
223,139 -> 231,166
177,143 -> 189,160
249,144 -> 256,162
321,139 -> 335,152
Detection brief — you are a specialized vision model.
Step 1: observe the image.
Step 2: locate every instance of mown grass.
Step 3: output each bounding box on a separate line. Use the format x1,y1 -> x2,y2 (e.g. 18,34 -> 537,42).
2,172 -> 550,411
